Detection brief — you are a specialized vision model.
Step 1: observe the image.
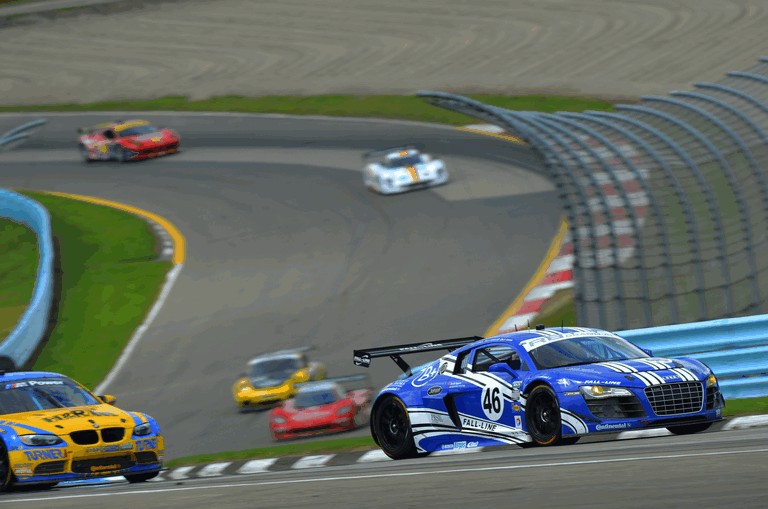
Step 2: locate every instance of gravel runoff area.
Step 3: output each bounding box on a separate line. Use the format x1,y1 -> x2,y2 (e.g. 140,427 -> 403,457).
1,0 -> 768,105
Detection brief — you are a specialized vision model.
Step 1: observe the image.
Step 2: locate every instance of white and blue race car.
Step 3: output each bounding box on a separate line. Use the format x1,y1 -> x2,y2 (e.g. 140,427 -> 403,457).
353,326 -> 725,459
363,145 -> 448,194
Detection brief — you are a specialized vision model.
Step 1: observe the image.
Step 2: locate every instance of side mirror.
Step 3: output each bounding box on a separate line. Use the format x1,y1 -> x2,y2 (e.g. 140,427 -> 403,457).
99,394 -> 117,405
488,362 -> 518,377
642,348 -> 653,357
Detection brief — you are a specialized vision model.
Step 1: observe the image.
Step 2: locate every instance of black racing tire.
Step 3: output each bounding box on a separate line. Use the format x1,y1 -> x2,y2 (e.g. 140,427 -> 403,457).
373,395 -> 418,460
79,144 -> 92,163
0,440 -> 15,492
525,385 -> 563,446
666,422 -> 712,435
124,472 -> 159,483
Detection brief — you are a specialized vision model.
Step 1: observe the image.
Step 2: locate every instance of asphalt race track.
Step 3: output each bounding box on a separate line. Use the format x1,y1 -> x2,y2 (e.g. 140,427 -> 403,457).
1,427 -> 765,508
0,113 -> 557,458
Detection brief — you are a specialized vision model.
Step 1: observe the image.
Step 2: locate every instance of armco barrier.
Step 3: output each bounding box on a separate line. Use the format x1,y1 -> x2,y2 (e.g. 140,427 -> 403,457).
0,118 -> 48,152
618,314 -> 768,399
0,189 -> 54,370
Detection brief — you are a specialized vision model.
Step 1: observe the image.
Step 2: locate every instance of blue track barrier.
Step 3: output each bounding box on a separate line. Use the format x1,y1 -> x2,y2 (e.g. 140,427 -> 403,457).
618,315 -> 768,399
0,189 -> 54,370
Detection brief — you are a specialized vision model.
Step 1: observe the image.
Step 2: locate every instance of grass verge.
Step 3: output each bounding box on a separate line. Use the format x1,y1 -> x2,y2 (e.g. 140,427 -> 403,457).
0,219 -> 37,338
0,94 -> 617,124
17,190 -> 171,389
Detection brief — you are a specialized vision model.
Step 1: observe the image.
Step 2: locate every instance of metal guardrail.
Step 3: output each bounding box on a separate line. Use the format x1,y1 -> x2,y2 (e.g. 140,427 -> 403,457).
418,55 -> 768,332
0,118 -> 48,152
618,314 -> 768,399
0,189 -> 54,370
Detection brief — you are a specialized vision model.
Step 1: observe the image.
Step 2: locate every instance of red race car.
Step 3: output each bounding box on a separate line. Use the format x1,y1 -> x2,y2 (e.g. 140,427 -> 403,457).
269,375 -> 373,441
78,119 -> 180,162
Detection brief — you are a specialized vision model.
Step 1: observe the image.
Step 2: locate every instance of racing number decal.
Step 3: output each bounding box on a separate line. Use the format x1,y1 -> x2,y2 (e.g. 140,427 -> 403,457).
481,380 -> 504,421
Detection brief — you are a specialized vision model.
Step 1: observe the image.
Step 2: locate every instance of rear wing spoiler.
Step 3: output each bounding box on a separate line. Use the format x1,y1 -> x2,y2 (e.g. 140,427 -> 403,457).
77,121 -> 119,134
353,336 -> 483,375
363,144 -> 422,160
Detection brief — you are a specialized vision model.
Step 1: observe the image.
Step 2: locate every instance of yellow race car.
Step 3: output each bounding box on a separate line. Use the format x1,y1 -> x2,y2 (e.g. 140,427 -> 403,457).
232,348 -> 326,412
0,370 -> 163,490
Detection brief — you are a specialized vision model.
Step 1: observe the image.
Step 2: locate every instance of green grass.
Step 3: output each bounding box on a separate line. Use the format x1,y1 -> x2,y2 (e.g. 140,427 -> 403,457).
0,219 -> 38,339
17,191 -> 171,389
0,94 -> 617,124
724,395 -> 768,417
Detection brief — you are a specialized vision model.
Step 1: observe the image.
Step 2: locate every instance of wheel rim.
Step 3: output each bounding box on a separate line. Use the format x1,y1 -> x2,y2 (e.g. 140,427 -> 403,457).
530,391 -> 559,438
378,399 -> 409,450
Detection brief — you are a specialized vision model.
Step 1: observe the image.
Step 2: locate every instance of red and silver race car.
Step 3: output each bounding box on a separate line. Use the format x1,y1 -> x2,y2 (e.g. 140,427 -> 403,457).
77,119 -> 180,162
268,375 -> 373,441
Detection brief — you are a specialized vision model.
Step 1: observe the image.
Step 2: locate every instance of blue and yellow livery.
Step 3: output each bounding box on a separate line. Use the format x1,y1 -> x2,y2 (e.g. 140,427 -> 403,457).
0,371 -> 163,490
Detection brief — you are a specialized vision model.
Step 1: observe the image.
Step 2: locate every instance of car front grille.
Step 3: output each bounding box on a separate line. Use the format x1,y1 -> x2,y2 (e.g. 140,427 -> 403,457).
101,427 -> 125,443
644,382 -> 703,416
34,461 -> 66,475
70,428 -> 127,445
586,395 -> 646,418
71,455 -> 135,474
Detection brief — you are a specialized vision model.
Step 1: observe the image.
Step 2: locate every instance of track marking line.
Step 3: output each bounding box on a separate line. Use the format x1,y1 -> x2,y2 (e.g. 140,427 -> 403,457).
5,448 -> 766,503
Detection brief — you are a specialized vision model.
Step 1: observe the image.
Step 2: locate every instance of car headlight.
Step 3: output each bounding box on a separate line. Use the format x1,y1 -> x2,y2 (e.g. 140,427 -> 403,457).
336,406 -> 354,416
580,385 -> 633,399
272,416 -> 286,424
706,374 -> 718,388
133,422 -> 153,436
19,434 -> 63,446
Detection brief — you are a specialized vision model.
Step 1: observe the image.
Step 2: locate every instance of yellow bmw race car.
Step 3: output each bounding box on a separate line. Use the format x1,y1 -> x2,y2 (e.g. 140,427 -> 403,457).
232,349 -> 326,412
0,370 -> 163,490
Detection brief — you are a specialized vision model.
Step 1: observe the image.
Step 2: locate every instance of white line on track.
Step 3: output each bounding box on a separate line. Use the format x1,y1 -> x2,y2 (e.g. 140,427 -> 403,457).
5,448 -> 767,503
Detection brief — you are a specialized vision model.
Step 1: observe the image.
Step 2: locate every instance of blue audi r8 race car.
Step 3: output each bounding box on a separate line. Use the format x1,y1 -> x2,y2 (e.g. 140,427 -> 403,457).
353,326 -> 725,459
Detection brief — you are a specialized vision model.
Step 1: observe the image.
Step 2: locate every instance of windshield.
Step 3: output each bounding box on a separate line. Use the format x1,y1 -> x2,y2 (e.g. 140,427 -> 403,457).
526,335 -> 648,370
0,377 -> 100,415
247,356 -> 302,388
384,155 -> 422,168
117,125 -> 157,137
294,386 -> 343,409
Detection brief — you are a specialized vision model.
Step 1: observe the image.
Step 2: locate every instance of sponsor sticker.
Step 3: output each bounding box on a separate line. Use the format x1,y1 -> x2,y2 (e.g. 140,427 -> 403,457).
595,422 -> 630,431
427,386 -> 442,396
135,438 -> 158,452
515,415 -> 522,428
462,417 -> 497,432
411,365 -> 439,387
23,449 -> 66,461
353,355 -> 371,367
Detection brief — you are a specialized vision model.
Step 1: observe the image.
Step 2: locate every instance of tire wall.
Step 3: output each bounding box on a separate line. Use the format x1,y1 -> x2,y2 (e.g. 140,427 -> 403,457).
0,189 -> 54,371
